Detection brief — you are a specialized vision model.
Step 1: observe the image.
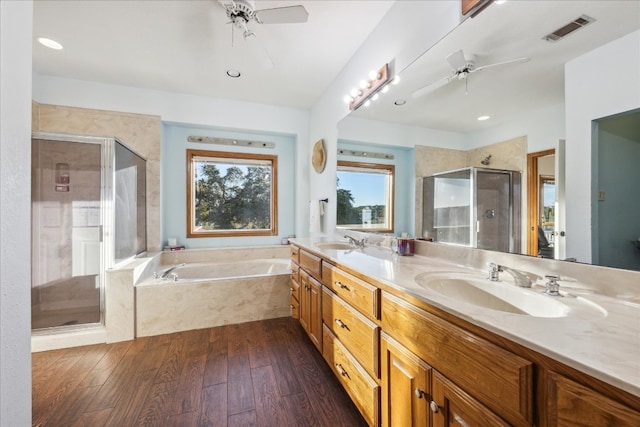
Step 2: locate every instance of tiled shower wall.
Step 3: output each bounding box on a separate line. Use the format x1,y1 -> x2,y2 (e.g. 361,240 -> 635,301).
32,101 -> 161,252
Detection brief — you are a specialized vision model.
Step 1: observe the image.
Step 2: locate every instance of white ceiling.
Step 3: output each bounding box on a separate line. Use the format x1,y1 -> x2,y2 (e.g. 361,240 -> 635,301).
351,1 -> 640,133
33,0 -> 395,110
31,1 -> 640,132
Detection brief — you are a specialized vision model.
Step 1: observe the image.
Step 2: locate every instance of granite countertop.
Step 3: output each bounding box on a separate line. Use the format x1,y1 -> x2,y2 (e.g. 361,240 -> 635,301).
289,237 -> 640,398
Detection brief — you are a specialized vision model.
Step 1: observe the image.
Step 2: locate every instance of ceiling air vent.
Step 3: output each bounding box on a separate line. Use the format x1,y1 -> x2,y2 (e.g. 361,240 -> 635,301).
543,15 -> 596,42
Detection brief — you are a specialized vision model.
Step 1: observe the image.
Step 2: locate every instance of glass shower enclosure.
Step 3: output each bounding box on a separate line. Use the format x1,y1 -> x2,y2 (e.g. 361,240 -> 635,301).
422,167 -> 521,253
31,131 -> 146,330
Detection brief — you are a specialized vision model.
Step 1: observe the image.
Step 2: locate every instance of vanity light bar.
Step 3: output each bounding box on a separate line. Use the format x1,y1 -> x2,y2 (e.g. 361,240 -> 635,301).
338,149 -> 394,160
345,63 -> 391,111
188,136 -> 275,149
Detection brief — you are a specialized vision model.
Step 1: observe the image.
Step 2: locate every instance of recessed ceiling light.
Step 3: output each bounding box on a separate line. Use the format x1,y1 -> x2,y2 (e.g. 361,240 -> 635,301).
394,99 -> 406,106
477,115 -> 491,121
37,37 -> 63,50
226,70 -> 241,78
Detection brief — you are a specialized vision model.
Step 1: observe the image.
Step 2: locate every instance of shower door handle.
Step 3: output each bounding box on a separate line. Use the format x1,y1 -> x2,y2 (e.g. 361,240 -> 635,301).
99,225 -> 103,242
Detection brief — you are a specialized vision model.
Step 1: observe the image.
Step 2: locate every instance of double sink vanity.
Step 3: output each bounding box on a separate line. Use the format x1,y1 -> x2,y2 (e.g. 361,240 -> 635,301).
289,237 -> 640,426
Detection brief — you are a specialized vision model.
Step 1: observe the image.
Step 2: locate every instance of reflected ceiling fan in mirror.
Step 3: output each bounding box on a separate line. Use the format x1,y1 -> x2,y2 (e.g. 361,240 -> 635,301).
412,49 -> 530,98
218,0 -> 309,69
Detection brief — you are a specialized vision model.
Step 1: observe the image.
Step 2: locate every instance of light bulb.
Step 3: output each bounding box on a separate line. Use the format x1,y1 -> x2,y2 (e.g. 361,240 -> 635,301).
369,70 -> 380,80
359,80 -> 368,89
364,100 -> 371,107
350,88 -> 358,97
343,95 -> 353,104
371,93 -> 379,101
392,75 -> 401,85
381,85 -> 390,93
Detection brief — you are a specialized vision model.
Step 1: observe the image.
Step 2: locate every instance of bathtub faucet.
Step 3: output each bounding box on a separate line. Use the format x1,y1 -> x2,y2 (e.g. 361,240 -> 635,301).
157,263 -> 185,279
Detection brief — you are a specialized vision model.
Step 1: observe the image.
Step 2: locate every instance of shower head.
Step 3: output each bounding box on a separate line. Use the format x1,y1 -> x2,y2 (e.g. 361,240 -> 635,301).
481,155 -> 491,165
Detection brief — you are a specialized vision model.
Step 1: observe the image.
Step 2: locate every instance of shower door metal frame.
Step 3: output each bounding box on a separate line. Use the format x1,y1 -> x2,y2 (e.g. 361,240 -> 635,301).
31,131 -> 114,331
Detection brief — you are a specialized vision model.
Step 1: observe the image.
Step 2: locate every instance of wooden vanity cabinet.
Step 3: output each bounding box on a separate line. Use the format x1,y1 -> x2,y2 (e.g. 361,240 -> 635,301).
381,332 -> 431,427
292,246 -> 323,353
324,325 -> 381,426
299,270 -> 322,352
290,263 -> 300,319
545,371 -> 640,426
382,291 -> 533,427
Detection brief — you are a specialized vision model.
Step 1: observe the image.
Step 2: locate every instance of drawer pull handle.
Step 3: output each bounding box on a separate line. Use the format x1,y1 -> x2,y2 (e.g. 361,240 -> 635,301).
290,304 -> 294,309
335,363 -> 349,378
335,281 -> 350,291
414,387 -> 425,398
335,319 -> 349,330
429,401 -> 439,413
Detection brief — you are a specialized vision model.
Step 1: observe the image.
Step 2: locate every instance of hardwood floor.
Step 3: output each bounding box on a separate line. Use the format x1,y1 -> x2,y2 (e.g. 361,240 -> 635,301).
32,317 -> 367,427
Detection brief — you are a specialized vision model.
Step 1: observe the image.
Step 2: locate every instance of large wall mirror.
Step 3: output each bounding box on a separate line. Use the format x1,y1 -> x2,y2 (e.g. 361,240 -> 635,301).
337,0 -> 640,271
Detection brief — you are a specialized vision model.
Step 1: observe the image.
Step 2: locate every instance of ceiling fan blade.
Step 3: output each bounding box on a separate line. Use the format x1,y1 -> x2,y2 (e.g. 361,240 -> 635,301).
446,50 -> 468,71
472,57 -> 530,72
255,5 -> 308,24
411,75 -> 453,99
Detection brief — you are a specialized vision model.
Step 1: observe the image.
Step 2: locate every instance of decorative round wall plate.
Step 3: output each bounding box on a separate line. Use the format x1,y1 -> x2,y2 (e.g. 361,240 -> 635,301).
312,139 -> 326,173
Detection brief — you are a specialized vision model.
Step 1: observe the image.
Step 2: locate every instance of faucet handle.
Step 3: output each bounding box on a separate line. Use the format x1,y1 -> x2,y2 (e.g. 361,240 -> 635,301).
544,274 -> 561,296
487,262 -> 501,281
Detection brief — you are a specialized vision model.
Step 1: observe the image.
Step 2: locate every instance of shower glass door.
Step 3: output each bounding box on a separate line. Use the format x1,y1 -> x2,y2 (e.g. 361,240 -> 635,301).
31,134 -> 105,330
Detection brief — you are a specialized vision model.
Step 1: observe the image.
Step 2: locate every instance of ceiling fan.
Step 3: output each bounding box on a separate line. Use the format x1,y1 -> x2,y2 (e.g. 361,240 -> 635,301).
219,0 -> 308,43
411,49 -> 530,98
217,1 -> 308,69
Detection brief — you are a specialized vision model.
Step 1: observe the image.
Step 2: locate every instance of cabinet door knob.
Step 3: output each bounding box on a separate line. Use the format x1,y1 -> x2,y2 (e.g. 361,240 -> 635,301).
414,387 -> 424,398
335,319 -> 348,329
429,401 -> 439,413
335,363 -> 349,378
335,281 -> 349,291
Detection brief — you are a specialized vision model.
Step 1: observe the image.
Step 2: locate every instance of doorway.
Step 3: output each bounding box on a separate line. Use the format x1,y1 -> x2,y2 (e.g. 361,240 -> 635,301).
527,149 -> 555,257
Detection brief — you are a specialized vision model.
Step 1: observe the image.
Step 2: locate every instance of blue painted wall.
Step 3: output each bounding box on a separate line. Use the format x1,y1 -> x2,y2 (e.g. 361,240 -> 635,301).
162,122 -> 296,248
337,139 -> 415,236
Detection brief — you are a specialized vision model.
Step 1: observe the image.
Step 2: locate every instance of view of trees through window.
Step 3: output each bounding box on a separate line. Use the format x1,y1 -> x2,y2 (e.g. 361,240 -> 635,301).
336,161 -> 394,232
187,150 -> 277,237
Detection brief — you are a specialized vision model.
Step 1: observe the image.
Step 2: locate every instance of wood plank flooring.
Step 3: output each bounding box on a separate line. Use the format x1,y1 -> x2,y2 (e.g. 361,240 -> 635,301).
32,317 -> 367,427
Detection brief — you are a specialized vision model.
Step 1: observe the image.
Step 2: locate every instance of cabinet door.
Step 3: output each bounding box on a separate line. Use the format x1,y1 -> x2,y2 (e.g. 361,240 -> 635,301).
308,275 -> 323,352
299,270 -> 310,332
432,370 -> 509,427
546,371 -> 640,426
381,333 -> 431,427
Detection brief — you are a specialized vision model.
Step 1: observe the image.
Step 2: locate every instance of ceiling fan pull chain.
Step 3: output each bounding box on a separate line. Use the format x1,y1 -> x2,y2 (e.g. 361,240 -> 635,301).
465,77 -> 468,95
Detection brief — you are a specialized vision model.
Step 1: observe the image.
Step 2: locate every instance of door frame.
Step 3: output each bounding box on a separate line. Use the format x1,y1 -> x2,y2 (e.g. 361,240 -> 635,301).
526,149 -> 555,256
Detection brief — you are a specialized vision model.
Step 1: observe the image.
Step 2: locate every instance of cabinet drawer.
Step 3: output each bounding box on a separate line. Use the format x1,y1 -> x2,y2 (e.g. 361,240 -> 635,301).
290,246 -> 300,264
323,287 -> 380,379
290,263 -> 299,284
322,262 -> 379,320
290,277 -> 300,302
290,295 -> 299,319
381,291 -> 533,426
299,249 -> 322,279
323,325 -> 380,427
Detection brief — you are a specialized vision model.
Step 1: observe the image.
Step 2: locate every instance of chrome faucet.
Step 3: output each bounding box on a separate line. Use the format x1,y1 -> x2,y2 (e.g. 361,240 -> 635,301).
487,263 -> 532,288
158,263 -> 185,279
543,274 -> 562,296
344,235 -> 366,248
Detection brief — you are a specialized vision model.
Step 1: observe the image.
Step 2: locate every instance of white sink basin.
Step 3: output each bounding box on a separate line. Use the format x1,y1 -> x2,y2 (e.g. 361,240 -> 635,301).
415,272 -> 606,318
314,241 -> 354,250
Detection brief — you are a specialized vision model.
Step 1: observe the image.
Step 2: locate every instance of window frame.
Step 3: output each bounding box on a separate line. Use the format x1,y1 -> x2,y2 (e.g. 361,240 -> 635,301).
186,149 -> 278,238
336,160 -> 395,233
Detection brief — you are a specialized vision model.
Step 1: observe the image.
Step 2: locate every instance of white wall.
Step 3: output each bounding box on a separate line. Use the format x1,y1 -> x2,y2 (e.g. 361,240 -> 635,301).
0,1 -> 33,424
33,74 -> 311,239
464,103 -> 565,153
338,116 -> 466,150
308,1 -> 465,236
565,30 -> 640,263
